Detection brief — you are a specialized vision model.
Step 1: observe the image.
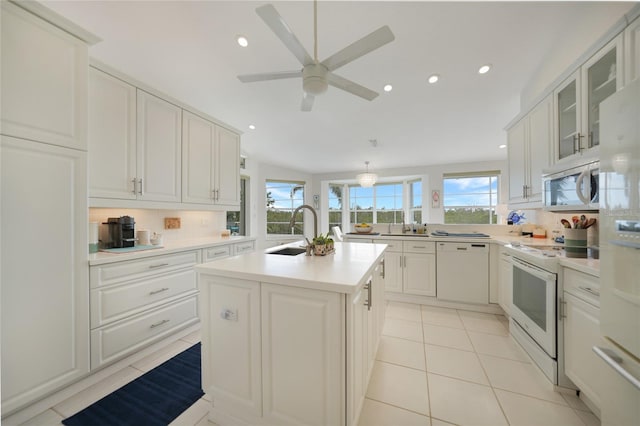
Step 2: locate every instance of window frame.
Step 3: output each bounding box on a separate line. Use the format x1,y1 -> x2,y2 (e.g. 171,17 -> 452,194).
265,179 -> 306,237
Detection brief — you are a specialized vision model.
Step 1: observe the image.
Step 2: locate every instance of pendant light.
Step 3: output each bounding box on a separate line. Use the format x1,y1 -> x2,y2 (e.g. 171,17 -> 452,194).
357,161 -> 378,187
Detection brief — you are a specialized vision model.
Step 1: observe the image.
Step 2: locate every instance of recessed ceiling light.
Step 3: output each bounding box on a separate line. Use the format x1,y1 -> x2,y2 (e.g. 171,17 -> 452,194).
383,84 -> 393,92
428,74 -> 439,84
248,124 -> 256,130
236,35 -> 249,47
478,64 -> 491,74
499,144 -> 507,149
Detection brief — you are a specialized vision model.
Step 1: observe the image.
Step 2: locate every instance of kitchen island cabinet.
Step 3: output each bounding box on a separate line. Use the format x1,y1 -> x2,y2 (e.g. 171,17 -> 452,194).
196,242 -> 386,426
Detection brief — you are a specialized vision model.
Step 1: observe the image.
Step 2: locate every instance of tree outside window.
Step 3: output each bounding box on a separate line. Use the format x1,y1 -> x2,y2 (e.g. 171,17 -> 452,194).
266,180 -> 305,235
328,184 -> 343,230
443,174 -> 499,224
348,183 -> 403,224
409,179 -> 422,224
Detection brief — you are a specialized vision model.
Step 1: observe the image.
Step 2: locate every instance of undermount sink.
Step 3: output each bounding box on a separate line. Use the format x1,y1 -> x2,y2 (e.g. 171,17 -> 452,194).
380,233 -> 430,237
267,247 -> 307,256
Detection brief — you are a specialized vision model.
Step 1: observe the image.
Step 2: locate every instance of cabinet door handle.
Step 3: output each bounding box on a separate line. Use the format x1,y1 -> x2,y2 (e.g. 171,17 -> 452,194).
150,319 -> 170,329
211,190 -> 216,200
148,263 -> 170,269
364,280 -> 372,311
578,286 -> 600,297
131,178 -> 137,194
149,287 -> 169,295
138,178 -> 143,195
593,346 -> 640,391
381,259 -> 385,278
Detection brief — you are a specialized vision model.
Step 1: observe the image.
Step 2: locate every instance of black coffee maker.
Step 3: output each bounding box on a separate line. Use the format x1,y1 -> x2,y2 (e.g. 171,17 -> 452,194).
103,216 -> 136,248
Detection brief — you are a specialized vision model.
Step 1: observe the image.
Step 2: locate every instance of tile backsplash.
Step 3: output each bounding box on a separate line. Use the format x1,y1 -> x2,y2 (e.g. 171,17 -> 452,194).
89,208 -> 226,243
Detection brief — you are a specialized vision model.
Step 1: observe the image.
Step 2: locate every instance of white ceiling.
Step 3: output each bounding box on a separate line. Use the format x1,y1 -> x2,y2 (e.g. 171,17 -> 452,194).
43,1 -> 634,174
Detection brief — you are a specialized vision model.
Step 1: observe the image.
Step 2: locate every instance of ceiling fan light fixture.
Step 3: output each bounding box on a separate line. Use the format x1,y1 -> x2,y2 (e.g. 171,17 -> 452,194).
302,64 -> 329,95
357,161 -> 378,187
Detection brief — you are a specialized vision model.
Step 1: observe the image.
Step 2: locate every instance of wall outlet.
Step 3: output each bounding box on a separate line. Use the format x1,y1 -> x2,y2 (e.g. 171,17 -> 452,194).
164,217 -> 181,229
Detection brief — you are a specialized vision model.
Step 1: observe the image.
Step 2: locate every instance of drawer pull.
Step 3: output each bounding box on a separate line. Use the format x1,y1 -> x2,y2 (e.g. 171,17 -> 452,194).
148,263 -> 170,269
150,319 -> 170,329
212,250 -> 227,255
413,245 -> 426,249
149,287 -> 170,296
578,286 -> 600,297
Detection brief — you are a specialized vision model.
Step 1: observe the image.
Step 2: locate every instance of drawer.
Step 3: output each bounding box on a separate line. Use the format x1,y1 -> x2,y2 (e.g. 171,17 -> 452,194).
90,250 -> 200,288
233,240 -> 255,256
203,245 -> 231,262
563,267 -> 600,307
91,268 -> 197,328
381,240 -> 402,252
90,295 -> 199,369
403,241 -> 436,254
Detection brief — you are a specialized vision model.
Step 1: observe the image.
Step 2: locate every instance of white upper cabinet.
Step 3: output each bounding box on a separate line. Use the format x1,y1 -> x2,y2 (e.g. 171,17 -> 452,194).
88,67 -> 137,199
1,1 -> 88,150
554,34 -> 623,162
137,90 -> 182,203
214,126 -> 241,207
508,94 -> 552,205
625,15 -> 640,85
182,111 -> 240,208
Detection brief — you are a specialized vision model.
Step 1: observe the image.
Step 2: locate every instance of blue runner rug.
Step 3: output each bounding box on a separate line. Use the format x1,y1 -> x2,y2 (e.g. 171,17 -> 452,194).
62,343 -> 204,426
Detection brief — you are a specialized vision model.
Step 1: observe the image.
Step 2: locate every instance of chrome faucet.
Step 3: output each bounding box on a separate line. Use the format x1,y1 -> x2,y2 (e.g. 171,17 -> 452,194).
289,204 -> 318,241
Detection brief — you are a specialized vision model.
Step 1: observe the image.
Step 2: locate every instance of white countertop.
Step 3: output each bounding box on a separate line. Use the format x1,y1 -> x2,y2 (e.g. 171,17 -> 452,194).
195,241 -> 387,294
89,236 -> 255,266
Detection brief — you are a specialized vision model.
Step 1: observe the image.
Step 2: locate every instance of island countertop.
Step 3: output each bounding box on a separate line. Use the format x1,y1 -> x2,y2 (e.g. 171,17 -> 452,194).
195,241 -> 387,294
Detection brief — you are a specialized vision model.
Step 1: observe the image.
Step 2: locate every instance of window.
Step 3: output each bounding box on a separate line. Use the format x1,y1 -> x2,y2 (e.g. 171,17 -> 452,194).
328,184 -> 343,230
409,179 -> 422,224
266,180 -> 305,235
226,177 -> 247,236
349,182 -> 403,224
443,172 -> 500,224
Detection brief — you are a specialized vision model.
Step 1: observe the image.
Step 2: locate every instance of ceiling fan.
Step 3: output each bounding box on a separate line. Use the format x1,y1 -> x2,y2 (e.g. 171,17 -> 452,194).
237,1 -> 395,111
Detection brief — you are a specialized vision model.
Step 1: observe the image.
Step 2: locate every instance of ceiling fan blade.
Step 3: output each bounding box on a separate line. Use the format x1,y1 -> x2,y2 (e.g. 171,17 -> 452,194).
237,70 -> 302,83
301,93 -> 315,112
256,4 -> 313,66
321,26 -> 395,72
327,73 -> 378,101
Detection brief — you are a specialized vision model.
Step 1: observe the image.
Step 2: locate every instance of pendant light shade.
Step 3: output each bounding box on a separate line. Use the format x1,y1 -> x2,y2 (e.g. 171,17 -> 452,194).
357,161 -> 378,187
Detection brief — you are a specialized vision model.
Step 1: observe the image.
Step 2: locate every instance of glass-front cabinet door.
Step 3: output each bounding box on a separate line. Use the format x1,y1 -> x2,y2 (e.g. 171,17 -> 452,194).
583,34 -> 623,149
554,34 -> 623,163
556,73 -> 580,160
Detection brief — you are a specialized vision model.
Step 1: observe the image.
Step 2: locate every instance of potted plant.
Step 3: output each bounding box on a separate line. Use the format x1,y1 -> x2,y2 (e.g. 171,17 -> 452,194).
312,233 -> 334,256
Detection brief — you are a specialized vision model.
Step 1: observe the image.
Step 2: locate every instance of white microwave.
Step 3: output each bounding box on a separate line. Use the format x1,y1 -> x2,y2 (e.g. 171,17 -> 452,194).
542,160 -> 599,211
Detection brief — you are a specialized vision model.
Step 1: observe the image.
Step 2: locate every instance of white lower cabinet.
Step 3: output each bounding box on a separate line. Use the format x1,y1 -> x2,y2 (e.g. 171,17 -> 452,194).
384,240 -> 436,297
200,258 -> 384,426
233,240 -> 255,256
1,137 -> 89,415
562,267 -> 606,415
89,250 -> 201,369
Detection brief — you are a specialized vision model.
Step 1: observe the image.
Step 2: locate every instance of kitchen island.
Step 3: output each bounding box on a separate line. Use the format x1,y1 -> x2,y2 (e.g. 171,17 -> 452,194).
195,241 -> 387,426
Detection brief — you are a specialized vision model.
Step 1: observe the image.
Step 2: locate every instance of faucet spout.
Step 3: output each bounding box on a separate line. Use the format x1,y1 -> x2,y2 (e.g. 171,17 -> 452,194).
289,204 -> 318,240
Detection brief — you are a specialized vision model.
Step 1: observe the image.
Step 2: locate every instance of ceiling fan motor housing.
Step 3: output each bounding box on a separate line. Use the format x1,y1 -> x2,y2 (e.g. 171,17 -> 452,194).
303,64 -> 329,95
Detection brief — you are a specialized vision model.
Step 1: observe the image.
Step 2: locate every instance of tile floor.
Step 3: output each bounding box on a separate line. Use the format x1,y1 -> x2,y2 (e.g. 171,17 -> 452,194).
13,302 -> 600,426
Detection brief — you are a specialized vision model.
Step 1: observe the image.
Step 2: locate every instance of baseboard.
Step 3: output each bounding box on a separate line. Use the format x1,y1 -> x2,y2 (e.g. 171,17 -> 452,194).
2,323 -> 201,425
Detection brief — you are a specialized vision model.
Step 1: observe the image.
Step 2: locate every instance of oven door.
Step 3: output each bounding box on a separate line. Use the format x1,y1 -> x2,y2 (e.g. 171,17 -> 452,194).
510,257 -> 557,357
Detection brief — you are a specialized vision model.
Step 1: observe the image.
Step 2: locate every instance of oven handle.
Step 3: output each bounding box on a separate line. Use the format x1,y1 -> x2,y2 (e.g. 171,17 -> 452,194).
511,257 -> 556,281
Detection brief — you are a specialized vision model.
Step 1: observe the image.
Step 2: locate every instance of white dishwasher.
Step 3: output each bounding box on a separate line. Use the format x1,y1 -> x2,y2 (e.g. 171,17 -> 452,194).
436,242 -> 489,304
